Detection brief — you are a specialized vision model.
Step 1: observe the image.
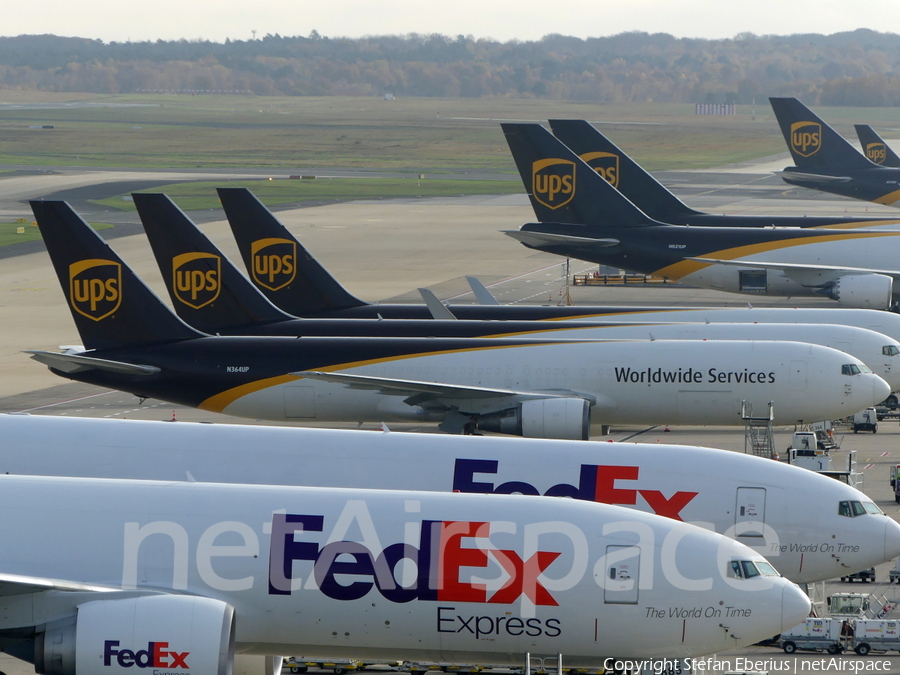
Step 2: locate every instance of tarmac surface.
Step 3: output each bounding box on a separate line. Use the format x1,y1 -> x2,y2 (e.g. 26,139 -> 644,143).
3,158 -> 900,674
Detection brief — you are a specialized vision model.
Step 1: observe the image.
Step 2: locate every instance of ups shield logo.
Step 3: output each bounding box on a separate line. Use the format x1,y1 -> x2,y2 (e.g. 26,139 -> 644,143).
69,259 -> 121,321
172,252 -> 220,309
532,158 -> 576,210
251,238 -> 296,291
790,121 -> 822,157
866,142 -> 887,164
579,151 -> 619,188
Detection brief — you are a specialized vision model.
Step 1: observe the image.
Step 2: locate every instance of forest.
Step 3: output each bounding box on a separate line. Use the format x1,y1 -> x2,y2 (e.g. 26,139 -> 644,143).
1,29 -> 899,105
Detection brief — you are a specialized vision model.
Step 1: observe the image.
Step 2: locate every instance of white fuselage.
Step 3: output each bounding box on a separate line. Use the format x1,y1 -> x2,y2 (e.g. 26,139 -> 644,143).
568,307 -> 900,343
0,475 -> 809,662
2,414 -> 897,585
216,339 -> 888,426
524,323 -> 900,390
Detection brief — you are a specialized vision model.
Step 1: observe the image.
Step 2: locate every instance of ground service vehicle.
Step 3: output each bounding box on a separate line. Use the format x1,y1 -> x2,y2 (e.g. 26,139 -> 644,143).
852,620 -> 900,655
852,408 -> 879,433
781,618 -> 844,654
841,567 -> 877,583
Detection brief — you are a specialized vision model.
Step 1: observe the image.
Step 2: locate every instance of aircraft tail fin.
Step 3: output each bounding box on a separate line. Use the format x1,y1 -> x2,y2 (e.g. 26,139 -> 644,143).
769,97 -> 874,171
133,192 -> 292,333
855,124 -> 900,168
30,200 -> 204,351
548,119 -> 699,220
501,123 -> 653,228
216,188 -> 367,315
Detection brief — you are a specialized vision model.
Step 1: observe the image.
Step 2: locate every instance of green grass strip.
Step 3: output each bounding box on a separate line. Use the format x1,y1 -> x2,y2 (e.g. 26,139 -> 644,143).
93,177 -> 523,211
0,221 -> 114,247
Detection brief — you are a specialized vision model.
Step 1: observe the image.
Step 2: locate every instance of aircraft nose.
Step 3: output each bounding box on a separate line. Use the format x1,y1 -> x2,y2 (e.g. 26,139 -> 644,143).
885,517 -> 900,561
872,374 -> 891,405
782,583 -> 811,632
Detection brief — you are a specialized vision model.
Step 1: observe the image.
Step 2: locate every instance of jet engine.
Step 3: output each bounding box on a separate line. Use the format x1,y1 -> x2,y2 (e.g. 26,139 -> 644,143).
477,397 -> 591,440
32,595 -> 234,675
828,274 -> 893,310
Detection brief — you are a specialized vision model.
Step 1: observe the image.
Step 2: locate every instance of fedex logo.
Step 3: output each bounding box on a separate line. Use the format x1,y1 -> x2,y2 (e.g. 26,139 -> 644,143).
268,514 -> 561,607
452,459 -> 698,521
103,641 -> 188,669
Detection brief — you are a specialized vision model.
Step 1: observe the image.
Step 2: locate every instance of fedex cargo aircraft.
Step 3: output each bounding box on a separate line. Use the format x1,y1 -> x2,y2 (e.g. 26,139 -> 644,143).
2,414 -> 897,585
0,475 -> 809,670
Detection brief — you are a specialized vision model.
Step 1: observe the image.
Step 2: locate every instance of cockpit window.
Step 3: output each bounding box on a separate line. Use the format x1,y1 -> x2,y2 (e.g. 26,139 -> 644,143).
842,364 -> 861,376
839,500 -> 871,517
864,501 -> 884,515
755,561 -> 780,577
728,560 -> 774,579
884,346 -> 900,357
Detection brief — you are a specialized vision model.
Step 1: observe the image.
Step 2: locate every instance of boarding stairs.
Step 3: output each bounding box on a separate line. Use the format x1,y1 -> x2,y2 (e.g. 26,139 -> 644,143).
742,400 -> 775,459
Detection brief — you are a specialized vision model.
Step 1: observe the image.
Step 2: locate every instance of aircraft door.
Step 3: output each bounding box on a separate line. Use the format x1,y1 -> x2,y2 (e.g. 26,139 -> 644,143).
790,360 -> 807,391
602,545 -> 640,604
734,487 -> 766,539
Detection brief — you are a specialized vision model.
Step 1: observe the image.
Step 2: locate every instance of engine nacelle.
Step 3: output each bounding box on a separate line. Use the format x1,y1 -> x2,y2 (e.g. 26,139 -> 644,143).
477,397 -> 591,440
829,273 -> 893,310
34,595 -> 234,675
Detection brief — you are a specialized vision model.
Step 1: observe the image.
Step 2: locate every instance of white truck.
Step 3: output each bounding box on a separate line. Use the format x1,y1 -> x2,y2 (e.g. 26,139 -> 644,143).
788,432 -> 830,471
851,619 -> 900,655
852,407 -> 879,433
780,618 -> 845,654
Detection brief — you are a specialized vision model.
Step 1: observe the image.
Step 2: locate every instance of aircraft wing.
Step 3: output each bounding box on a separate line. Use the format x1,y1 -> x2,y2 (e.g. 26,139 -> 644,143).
687,257 -> 900,279
502,230 -> 620,248
25,350 -> 161,375
0,572 -> 118,597
774,170 -> 853,184
294,370 -> 578,402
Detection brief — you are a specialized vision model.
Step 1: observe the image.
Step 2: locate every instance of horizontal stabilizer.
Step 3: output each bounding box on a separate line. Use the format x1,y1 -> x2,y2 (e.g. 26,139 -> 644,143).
775,171 -> 852,184
503,230 -> 620,247
25,350 -> 160,375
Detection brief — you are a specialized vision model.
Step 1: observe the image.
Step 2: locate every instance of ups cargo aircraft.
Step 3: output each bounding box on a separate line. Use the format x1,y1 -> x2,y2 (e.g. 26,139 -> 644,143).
855,124 -> 900,168
0,476 -> 809,671
26,200 -> 890,436
4,413 -> 900,586
548,118 -> 900,230
502,123 -> 900,310
131,192 -> 757,341
128,192 -> 900,389
770,97 -> 900,208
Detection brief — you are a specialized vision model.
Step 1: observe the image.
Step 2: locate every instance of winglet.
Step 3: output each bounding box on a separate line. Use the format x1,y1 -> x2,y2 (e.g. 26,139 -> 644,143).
465,276 -> 501,305
417,288 -> 458,320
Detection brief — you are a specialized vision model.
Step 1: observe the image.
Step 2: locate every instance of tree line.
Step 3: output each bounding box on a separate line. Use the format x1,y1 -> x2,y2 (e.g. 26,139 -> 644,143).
2,29 -> 900,105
